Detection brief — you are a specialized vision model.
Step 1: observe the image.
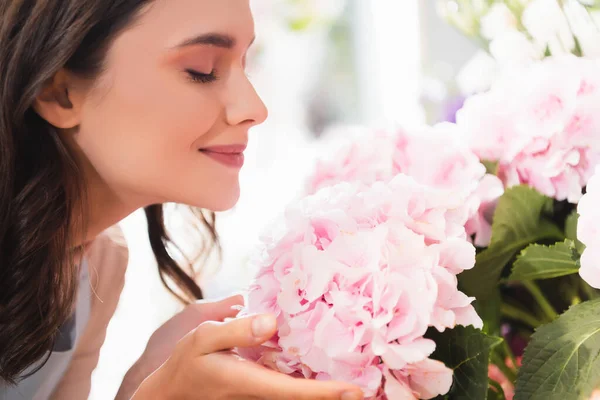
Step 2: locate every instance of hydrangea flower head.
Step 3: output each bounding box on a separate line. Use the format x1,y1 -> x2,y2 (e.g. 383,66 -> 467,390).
456,55 -> 600,203
307,124 -> 503,247
578,166 -> 600,288
241,175 -> 483,399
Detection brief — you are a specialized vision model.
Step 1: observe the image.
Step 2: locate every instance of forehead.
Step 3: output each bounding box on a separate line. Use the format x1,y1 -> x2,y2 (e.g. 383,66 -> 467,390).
87,0 -> 255,99
127,0 -> 255,49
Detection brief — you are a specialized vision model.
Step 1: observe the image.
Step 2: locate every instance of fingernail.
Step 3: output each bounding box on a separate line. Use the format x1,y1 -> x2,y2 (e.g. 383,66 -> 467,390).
252,315 -> 276,338
341,391 -> 363,400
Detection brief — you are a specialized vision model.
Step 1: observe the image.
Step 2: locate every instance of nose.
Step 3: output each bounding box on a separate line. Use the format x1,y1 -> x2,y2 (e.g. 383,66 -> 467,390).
224,68 -> 268,127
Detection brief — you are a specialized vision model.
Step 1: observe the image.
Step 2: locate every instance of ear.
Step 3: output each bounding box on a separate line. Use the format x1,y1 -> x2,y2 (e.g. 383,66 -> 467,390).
32,69 -> 84,129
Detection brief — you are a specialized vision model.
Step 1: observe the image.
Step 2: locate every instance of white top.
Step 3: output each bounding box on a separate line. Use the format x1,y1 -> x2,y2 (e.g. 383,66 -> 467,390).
0,261 -> 91,400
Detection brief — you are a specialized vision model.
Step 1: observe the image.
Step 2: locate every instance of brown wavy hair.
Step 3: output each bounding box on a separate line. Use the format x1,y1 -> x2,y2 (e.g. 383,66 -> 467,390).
0,0 -> 217,384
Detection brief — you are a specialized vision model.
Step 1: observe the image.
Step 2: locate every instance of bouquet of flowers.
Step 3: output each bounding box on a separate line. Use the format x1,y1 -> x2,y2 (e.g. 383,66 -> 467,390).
240,174 -> 488,399
235,3 -> 600,399
239,53 -> 600,399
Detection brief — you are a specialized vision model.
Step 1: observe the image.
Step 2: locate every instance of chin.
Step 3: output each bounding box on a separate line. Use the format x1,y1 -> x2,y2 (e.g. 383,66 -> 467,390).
189,188 -> 241,212
208,200 -> 239,212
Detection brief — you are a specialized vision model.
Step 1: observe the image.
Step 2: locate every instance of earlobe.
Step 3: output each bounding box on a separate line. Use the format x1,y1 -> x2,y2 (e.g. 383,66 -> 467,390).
32,69 -> 81,129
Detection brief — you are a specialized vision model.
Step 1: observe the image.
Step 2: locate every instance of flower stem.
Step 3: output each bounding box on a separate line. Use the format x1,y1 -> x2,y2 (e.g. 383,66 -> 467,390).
522,281 -> 559,322
500,303 -> 544,328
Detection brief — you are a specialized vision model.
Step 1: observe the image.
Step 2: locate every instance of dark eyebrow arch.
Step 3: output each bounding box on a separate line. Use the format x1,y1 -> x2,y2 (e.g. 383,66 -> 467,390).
174,33 -> 256,50
176,33 -> 236,49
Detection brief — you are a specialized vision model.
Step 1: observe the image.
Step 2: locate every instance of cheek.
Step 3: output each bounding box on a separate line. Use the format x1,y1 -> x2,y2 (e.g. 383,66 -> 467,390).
77,64 -> 225,201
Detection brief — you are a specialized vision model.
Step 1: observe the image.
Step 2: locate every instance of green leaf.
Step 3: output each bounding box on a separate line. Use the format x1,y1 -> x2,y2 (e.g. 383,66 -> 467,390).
565,210 -> 586,253
482,160 -> 499,175
477,288 -> 502,336
460,186 -> 564,300
427,326 -> 503,400
509,240 -> 580,281
515,298 -> 600,400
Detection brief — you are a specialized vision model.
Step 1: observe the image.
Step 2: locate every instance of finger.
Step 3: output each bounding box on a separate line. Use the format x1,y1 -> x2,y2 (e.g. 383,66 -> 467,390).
190,294 -> 245,322
194,293 -> 245,309
172,295 -> 244,337
231,359 -> 364,400
191,314 -> 277,355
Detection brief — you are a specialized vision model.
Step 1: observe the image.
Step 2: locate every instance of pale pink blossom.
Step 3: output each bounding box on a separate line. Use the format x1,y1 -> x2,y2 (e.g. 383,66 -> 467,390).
487,356 -> 521,400
488,363 -> 515,400
578,166 -> 600,288
241,175 -> 483,399
307,125 -> 503,247
456,55 -> 600,203
464,174 -> 505,247
307,131 -> 396,194
380,359 -> 454,400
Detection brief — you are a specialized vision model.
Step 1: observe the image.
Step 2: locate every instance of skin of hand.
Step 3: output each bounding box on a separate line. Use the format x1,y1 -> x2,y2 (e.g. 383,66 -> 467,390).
127,300 -> 365,400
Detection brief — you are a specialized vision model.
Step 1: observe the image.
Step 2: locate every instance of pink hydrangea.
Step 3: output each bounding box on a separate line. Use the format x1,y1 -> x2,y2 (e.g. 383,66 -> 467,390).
456,55 -> 600,203
488,356 -> 521,400
307,124 -> 504,247
577,165 -> 600,288
307,130 -> 397,193
241,175 -> 483,399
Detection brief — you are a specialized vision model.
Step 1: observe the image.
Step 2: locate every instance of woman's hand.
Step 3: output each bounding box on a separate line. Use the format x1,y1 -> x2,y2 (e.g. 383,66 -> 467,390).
117,295 -> 245,399
132,314 -> 365,400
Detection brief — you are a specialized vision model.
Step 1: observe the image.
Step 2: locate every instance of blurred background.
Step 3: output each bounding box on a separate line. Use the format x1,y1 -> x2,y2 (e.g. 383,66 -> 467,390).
90,1 -> 480,398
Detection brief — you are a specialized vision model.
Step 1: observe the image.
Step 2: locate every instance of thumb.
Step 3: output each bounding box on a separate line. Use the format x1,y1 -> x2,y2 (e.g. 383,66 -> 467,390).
191,314 -> 277,355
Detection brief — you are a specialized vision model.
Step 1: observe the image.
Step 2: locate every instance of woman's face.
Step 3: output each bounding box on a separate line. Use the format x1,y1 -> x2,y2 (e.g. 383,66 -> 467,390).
75,0 -> 267,212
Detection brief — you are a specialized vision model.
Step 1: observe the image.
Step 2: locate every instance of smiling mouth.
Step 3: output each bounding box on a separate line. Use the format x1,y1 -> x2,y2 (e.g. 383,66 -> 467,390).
198,144 -> 247,169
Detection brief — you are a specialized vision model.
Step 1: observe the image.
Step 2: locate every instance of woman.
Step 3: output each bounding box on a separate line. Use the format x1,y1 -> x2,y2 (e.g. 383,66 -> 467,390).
0,0 -> 364,399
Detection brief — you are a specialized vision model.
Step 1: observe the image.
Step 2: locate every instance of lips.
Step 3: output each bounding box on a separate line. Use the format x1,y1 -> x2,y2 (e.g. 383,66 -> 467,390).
199,144 -> 247,168
199,144 -> 247,154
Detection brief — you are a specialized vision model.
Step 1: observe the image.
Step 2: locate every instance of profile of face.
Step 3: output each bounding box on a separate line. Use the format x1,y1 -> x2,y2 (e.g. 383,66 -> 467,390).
40,0 -> 268,213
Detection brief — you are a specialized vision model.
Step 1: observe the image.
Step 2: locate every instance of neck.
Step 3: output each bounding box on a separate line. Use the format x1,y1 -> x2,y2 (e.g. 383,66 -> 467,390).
73,152 -> 140,248
81,177 -> 137,245
62,132 -> 149,248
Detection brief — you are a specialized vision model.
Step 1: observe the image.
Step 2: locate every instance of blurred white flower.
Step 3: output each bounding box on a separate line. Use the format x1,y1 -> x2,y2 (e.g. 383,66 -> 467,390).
563,0 -> 600,57
489,29 -> 543,65
436,0 -> 480,36
480,3 -> 518,40
456,51 -> 499,95
522,0 -> 575,55
592,10 -> 600,26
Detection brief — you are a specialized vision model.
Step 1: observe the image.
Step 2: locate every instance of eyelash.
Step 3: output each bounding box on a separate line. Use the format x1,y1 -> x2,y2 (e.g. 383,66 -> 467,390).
186,68 -> 219,84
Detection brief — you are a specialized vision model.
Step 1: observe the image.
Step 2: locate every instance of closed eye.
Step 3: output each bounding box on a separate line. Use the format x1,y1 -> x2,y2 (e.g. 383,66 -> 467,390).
186,68 -> 219,84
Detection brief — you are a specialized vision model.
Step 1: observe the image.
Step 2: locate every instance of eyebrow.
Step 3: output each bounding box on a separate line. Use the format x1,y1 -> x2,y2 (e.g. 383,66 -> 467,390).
176,33 -> 256,49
